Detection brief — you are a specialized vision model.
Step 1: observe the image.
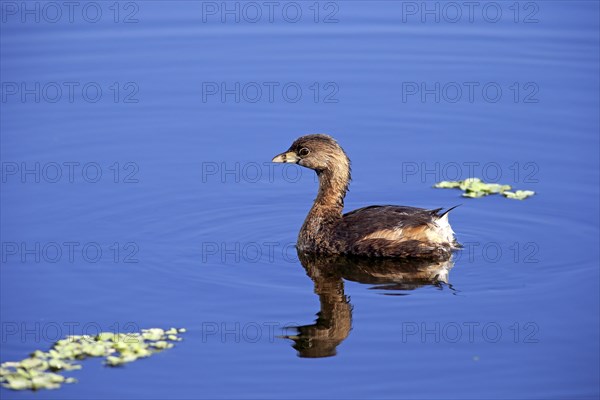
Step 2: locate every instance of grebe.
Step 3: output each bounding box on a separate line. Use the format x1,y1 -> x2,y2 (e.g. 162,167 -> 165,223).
272,134 -> 459,259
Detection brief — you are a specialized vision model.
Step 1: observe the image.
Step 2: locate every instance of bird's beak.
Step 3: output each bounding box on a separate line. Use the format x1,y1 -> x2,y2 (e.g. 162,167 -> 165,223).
272,151 -> 299,163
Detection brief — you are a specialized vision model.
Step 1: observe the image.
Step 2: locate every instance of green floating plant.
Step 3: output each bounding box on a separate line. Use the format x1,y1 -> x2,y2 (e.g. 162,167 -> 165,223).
434,178 -> 535,200
503,190 -> 536,200
0,327 -> 186,391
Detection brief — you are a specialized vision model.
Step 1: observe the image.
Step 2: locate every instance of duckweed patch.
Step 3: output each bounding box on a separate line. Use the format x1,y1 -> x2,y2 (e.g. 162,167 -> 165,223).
434,178 -> 535,199
0,327 -> 186,391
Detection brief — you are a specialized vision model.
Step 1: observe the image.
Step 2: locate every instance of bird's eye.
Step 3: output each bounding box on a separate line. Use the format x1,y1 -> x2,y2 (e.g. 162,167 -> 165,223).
299,148 -> 310,157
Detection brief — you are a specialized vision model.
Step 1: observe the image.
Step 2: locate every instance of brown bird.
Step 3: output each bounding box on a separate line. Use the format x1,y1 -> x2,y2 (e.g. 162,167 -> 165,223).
272,134 -> 460,259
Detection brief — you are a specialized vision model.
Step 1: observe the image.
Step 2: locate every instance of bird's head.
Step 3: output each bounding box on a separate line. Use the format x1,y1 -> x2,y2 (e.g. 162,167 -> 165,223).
272,134 -> 350,175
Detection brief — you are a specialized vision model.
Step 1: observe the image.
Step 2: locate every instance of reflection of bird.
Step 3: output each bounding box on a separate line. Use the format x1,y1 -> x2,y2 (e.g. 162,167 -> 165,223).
282,252 -> 455,358
272,134 -> 460,259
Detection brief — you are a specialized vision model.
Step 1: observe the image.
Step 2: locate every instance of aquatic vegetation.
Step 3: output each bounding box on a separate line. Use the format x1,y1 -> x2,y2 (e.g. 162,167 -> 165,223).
434,178 -> 535,199
503,190 -> 536,200
0,328 -> 186,391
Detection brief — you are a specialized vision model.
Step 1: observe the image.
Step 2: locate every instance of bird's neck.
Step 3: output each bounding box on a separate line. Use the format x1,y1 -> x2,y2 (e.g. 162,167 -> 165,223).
298,163 -> 351,252
310,165 -> 350,218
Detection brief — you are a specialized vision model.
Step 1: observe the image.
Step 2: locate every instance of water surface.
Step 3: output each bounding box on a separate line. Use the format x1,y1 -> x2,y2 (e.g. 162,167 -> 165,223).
1,1 -> 599,399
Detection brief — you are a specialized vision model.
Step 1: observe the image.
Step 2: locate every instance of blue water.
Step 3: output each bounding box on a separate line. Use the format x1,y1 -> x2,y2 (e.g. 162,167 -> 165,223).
1,1 -> 599,398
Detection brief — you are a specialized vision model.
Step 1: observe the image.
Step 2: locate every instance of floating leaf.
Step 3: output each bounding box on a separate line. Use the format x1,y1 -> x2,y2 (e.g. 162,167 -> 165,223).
105,356 -> 126,367
152,341 -> 172,349
503,190 -> 536,200
462,191 -> 486,198
3,375 -> 31,390
485,184 -> 512,194
48,359 -> 67,371
434,181 -> 461,189
97,332 -> 116,342
19,358 -> 46,370
142,328 -> 164,341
